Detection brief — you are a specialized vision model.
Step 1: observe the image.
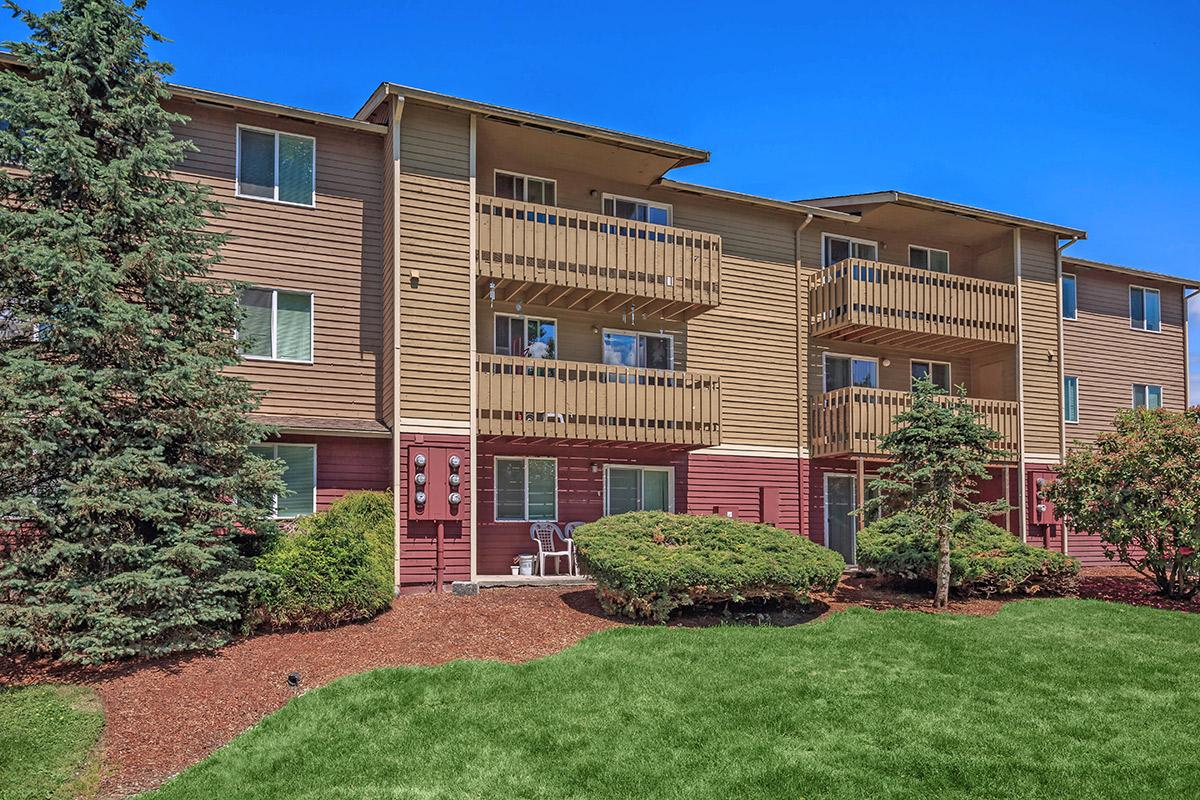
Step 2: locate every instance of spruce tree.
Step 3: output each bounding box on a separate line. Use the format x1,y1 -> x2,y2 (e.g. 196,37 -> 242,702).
0,0 -> 282,663
863,377 -> 1011,608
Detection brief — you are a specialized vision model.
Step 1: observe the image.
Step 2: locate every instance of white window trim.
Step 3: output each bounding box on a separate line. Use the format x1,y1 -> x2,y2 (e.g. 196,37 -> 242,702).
493,456 -> 558,522
600,192 -> 673,226
600,328 -> 675,370
1064,375 -> 1080,424
1129,285 -> 1162,333
235,124 -> 317,208
1132,383 -> 1164,410
602,465 -> 675,515
908,244 -> 951,273
493,169 -> 557,205
240,287 -> 315,365
909,359 -> 953,390
493,312 -> 558,357
1062,273 -> 1078,321
822,352 -> 881,392
821,232 -> 880,267
257,442 -> 317,519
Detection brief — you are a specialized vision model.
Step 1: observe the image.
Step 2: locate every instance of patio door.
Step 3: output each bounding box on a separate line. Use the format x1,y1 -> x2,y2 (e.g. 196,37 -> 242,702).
825,474 -> 857,565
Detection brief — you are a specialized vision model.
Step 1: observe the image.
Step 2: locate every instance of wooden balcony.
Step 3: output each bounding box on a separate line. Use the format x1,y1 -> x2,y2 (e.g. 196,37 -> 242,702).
810,387 -> 1020,462
476,354 -> 721,447
476,196 -> 721,320
810,259 -> 1018,353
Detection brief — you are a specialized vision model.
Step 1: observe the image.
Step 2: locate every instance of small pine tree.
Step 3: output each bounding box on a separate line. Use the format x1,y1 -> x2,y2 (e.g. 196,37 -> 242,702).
0,0 -> 282,663
863,377 -> 1011,608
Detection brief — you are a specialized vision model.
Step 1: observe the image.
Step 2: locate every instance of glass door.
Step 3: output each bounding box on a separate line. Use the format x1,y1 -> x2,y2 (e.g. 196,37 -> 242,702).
825,475 -> 857,565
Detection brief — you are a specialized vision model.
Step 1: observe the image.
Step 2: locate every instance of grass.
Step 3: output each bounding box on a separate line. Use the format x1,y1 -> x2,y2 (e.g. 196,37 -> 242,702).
146,599 -> 1199,800
0,684 -> 104,800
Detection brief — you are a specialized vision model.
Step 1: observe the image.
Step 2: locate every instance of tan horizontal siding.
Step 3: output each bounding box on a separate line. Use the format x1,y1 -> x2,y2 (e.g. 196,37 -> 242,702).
1018,230 -> 1063,459
1062,266 -> 1187,445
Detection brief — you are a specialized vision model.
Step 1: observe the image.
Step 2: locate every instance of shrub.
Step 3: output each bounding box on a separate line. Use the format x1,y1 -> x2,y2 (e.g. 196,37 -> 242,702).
857,512 -> 1079,597
253,492 -> 394,629
572,512 -> 844,622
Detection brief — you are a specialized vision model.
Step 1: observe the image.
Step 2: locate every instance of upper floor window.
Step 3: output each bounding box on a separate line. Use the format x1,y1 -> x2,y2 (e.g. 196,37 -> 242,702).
909,245 -> 950,273
1062,273 -> 1078,320
824,354 -> 878,391
605,466 -> 674,515
495,171 -> 556,205
602,194 -> 671,226
237,126 -> 315,206
239,287 -> 313,363
911,360 -> 951,392
250,443 -> 316,517
602,330 -> 672,370
1133,384 -> 1163,410
1129,286 -> 1161,332
823,234 -> 877,267
495,314 -> 557,359
1064,376 -> 1079,423
494,456 -> 557,522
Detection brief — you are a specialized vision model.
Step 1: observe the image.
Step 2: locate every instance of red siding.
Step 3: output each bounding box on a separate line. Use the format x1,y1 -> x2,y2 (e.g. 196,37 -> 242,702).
676,452 -> 804,533
397,433 -> 471,593
277,434 -> 391,510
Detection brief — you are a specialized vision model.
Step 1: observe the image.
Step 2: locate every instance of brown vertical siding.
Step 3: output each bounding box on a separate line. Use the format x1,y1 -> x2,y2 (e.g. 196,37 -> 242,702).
171,100 -> 385,422
1061,265 -> 1187,445
1018,230 -> 1063,459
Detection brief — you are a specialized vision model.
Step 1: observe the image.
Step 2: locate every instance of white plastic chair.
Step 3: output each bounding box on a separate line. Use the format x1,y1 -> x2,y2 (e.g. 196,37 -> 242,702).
530,522 -> 572,576
562,521 -> 586,575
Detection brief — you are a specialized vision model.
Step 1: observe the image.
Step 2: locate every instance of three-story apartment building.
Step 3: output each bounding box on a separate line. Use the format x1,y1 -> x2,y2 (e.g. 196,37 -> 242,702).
53,67 -> 1199,588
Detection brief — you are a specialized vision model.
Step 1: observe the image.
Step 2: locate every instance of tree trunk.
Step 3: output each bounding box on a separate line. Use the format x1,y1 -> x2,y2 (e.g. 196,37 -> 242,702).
935,526 -> 951,609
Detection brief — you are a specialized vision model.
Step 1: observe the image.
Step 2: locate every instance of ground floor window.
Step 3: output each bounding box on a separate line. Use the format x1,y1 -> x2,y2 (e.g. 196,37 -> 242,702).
604,466 -> 674,515
1132,383 -> 1163,410
494,457 -> 557,521
250,443 -> 316,518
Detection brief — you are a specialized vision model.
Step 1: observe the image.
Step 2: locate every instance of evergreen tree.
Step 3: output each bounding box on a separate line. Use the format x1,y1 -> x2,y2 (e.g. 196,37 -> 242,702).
0,0 -> 282,663
863,377 -> 1011,608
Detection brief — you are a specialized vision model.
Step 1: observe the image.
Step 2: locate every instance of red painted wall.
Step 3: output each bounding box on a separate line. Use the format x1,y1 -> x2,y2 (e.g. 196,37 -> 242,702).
396,432 -> 470,593
277,434 -> 390,510
676,452 -> 804,533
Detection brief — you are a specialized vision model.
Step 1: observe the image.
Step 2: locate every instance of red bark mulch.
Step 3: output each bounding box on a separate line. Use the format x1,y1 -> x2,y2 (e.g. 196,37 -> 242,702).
1078,566 -> 1200,613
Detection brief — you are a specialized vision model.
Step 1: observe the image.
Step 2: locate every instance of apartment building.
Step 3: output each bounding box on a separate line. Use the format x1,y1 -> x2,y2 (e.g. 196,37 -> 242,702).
139,80 -> 1197,586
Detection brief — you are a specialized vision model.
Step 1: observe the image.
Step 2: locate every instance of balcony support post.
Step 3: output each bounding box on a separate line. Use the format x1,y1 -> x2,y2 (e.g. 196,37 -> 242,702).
855,457 -> 866,533
1004,466 -> 1013,535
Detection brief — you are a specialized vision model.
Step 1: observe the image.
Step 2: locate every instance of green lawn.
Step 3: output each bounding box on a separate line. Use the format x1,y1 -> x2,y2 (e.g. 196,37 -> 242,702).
0,684 -> 104,800
146,600 -> 1198,800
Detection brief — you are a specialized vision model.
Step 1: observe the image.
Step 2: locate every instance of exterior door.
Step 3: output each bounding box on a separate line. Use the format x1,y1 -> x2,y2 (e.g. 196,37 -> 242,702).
825,474 -> 857,565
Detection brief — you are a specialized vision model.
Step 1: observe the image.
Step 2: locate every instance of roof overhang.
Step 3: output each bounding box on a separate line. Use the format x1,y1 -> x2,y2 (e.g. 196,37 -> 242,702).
1064,256 -> 1197,289
655,179 -> 860,222
797,190 -> 1087,239
356,82 -> 709,167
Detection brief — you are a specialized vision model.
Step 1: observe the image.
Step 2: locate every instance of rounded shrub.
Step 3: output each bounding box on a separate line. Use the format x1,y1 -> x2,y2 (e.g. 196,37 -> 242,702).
253,491 -> 394,629
572,511 -> 845,622
857,512 -> 1080,597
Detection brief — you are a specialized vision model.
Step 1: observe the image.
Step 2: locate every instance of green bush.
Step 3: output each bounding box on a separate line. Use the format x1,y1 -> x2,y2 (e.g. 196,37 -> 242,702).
253,492 -> 394,629
572,512 -> 845,622
857,512 -> 1080,597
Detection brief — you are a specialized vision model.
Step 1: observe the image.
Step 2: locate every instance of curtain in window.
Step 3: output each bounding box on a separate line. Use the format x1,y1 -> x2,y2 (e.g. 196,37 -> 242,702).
278,134 -> 314,205
275,292 -> 312,361
239,288 -> 273,357
526,459 -> 557,520
640,336 -> 671,369
238,129 -> 275,199
1064,376 -> 1079,422
275,445 -> 316,517
641,470 -> 670,511
495,459 -> 526,520
606,468 -> 640,515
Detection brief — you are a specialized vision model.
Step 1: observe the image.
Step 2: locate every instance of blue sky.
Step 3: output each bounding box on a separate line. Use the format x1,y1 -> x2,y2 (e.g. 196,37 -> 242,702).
3,0 -> 1197,395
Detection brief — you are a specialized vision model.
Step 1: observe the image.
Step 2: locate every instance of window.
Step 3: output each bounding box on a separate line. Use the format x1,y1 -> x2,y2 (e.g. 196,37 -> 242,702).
494,314 -> 557,359
823,234 -> 878,267
602,194 -> 671,226
604,466 -> 674,515
494,171 -> 556,205
494,457 -> 557,522
251,443 -> 316,517
1133,384 -> 1163,410
911,360 -> 952,392
909,245 -> 950,273
239,288 -> 313,362
602,330 -> 673,370
237,126 -> 315,206
1129,286 -> 1161,332
824,354 -> 878,391
1064,376 -> 1079,423
1062,273 -> 1078,320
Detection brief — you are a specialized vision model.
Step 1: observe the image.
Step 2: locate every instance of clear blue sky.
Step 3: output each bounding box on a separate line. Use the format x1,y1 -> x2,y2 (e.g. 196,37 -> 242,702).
3,0 -> 1197,396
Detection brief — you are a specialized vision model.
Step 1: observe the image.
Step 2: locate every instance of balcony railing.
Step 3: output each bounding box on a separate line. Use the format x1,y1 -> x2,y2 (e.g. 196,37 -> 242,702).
476,196 -> 721,315
476,354 -> 721,447
810,386 -> 1020,462
810,259 -> 1018,349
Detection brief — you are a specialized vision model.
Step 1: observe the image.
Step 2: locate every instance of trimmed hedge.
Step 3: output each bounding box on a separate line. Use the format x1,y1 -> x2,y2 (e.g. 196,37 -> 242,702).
572,512 -> 845,622
253,491 -> 394,629
856,512 -> 1080,597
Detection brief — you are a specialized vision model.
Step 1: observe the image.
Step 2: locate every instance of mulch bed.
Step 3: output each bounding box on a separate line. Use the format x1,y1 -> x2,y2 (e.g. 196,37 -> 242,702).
0,567 -> 1193,799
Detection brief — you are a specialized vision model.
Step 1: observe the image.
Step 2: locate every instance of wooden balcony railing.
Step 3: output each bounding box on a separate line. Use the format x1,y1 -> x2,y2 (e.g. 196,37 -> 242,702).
476,196 -> 721,314
810,259 -> 1018,350
810,387 -> 1020,462
476,354 -> 721,447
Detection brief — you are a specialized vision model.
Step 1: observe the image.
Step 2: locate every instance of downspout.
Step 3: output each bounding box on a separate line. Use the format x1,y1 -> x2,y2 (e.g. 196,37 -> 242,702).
390,94 -> 406,593
795,214 -> 814,535
468,113 -> 479,581
1055,235 -> 1081,555
1013,229 -> 1027,542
